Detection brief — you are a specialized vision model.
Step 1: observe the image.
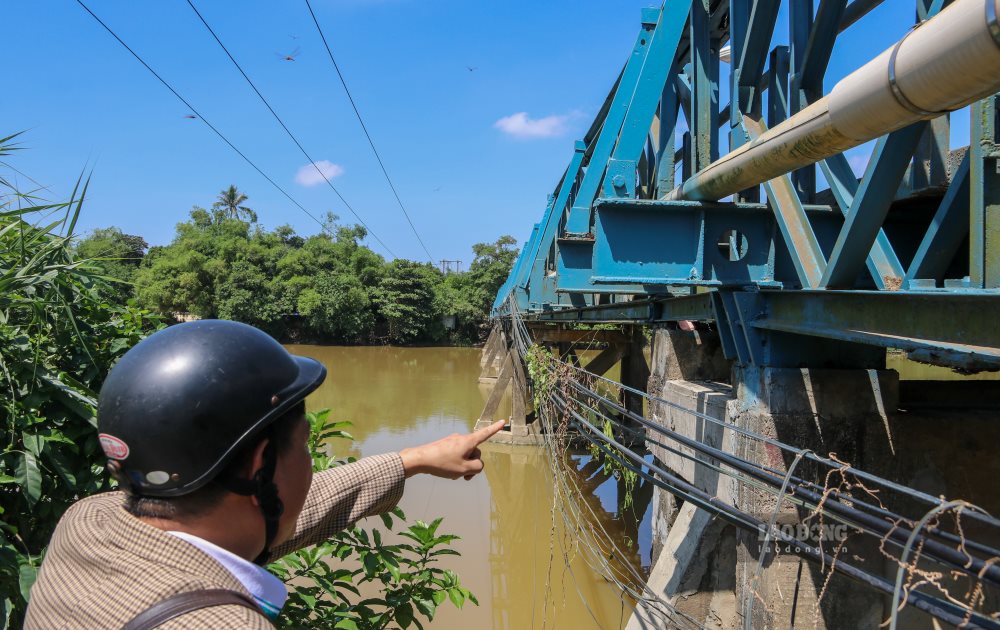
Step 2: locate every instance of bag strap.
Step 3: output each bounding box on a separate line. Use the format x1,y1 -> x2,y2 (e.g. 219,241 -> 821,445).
122,588 -> 268,630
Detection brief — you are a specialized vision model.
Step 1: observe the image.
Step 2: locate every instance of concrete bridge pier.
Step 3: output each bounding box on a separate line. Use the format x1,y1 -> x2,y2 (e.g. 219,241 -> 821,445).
475,325 -> 539,444
631,325 -> 736,629
633,326 -> 902,629
478,326 -> 505,383
476,323 -> 652,445
729,364 -> 899,630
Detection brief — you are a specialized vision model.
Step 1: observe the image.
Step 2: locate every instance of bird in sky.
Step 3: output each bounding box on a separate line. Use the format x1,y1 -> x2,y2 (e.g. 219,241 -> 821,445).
276,47 -> 301,61
466,66 -> 478,72
289,34 -> 300,40
182,114 -> 197,119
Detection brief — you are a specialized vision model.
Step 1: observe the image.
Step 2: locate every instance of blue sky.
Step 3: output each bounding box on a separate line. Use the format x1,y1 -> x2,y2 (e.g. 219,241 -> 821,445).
5,0 -> 949,263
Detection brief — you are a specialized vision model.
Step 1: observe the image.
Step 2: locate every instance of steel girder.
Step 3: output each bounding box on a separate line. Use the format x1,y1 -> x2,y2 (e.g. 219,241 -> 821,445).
494,0 -> 1000,371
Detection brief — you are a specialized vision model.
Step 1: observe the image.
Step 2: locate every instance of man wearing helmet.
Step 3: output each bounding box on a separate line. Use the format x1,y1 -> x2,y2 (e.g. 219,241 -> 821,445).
24,320 -> 506,629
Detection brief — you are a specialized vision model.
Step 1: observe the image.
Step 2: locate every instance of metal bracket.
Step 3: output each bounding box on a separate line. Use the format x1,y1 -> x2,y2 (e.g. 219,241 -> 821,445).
606,159 -> 638,198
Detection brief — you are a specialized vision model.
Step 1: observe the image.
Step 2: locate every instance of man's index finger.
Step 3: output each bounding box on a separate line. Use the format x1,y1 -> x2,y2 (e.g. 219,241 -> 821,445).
471,419 -> 506,444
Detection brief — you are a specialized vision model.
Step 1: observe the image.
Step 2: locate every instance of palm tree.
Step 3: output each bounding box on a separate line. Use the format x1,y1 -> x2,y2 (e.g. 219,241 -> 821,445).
212,185 -> 257,223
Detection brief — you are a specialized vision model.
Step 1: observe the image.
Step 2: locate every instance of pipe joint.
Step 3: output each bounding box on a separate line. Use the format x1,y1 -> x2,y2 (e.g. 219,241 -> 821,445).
888,23 -> 950,117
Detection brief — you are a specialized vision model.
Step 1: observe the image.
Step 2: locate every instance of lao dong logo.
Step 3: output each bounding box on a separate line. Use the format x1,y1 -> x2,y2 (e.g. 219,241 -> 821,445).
760,521 -> 849,544
755,516 -> 850,558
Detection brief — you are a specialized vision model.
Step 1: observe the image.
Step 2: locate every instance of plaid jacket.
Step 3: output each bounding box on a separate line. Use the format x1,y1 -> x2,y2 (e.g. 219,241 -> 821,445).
25,453 -> 405,629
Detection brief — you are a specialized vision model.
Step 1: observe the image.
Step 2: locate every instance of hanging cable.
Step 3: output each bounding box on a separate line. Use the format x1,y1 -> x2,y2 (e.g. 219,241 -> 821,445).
303,0 -> 435,263
183,0 -> 396,257
560,399 -> 997,629
502,297 -> 1000,628
73,0 -> 396,257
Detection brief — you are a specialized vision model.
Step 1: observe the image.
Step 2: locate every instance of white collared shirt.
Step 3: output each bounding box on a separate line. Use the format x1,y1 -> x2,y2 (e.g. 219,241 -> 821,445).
167,531 -> 288,619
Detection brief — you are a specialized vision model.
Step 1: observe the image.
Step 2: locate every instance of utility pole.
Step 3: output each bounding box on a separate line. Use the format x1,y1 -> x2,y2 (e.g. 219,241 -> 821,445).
439,260 -> 462,274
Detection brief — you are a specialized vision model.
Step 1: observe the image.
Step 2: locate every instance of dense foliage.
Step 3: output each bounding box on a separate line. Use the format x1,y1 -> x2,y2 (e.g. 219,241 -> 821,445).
79,186 -> 519,345
0,134 -> 163,625
1,141 -> 492,626
270,409 -> 476,629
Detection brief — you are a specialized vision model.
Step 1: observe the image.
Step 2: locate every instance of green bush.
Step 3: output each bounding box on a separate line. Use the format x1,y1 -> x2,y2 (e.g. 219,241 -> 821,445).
0,133 -> 163,626
269,409 -> 477,629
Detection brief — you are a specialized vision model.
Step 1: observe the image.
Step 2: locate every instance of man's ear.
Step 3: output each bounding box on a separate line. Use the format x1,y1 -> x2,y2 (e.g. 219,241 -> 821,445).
247,437 -> 270,507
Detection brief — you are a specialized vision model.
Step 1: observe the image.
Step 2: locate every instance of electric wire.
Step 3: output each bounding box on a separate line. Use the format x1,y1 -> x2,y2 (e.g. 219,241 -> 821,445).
554,342 -> 1000,585
514,308 -> 904,624
562,400 -> 997,629
502,298 -> 1000,627
572,361 -> 1000,556
542,420 -> 700,629
72,0 -> 373,252
303,0 -> 435,263
552,382 -> 1000,629
515,338 -> 685,625
577,383 -> 1000,560
565,384 -> 1000,577
550,335 -> 1000,557
506,313 -> 704,629
183,0 -> 396,258
565,354 -> 1000,530
544,368 -> 995,627
566,378 -> 1000,579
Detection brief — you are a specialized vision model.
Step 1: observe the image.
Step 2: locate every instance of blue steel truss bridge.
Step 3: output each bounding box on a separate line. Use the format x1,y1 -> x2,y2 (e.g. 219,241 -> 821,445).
482,0 -> 1000,628
493,0 -> 1000,374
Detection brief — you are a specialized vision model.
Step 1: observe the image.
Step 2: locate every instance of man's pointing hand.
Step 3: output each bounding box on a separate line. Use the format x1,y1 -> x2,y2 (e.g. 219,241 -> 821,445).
399,419 -> 506,480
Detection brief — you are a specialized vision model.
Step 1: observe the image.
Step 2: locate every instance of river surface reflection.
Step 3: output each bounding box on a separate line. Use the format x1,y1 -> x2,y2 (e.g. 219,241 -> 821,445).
286,345 -> 637,629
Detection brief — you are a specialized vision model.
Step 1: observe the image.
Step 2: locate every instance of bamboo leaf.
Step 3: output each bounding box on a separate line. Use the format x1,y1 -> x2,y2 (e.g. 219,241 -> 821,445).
15,452 -> 41,506
43,448 -> 77,486
17,563 -> 36,603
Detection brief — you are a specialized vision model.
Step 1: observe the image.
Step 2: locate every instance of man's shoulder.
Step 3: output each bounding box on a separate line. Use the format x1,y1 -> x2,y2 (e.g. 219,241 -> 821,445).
26,492 -> 260,629
45,491 -> 123,557
57,490 -> 123,524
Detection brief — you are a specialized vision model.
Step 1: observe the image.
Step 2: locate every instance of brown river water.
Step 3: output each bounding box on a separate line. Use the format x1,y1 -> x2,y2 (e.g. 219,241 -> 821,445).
286,345 -> 641,630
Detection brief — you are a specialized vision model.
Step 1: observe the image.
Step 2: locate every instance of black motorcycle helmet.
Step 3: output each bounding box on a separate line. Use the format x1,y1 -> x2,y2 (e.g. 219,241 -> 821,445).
97,320 -> 326,562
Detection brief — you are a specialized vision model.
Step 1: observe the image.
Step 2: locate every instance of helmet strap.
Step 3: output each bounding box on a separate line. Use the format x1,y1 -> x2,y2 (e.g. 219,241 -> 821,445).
252,438 -> 284,565
218,433 -> 285,566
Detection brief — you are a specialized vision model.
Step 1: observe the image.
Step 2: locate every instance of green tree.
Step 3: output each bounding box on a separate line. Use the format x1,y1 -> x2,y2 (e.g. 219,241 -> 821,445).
135,205 -> 265,319
74,227 -> 148,303
297,272 -> 373,343
374,261 -> 444,344
467,235 -> 518,312
445,235 -> 519,341
129,186 -> 518,346
436,272 -> 481,344
212,184 -> 257,223
214,259 -> 284,333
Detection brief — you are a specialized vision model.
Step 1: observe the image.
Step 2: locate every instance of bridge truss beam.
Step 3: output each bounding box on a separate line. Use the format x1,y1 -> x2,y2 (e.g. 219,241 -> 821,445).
493,0 -> 1000,372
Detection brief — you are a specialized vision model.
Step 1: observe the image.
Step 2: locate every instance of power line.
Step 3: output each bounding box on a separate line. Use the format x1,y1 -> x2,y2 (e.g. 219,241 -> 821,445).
184,0 -> 396,258
501,302 -> 1000,628
303,0 -> 435,263
73,0 -> 396,258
